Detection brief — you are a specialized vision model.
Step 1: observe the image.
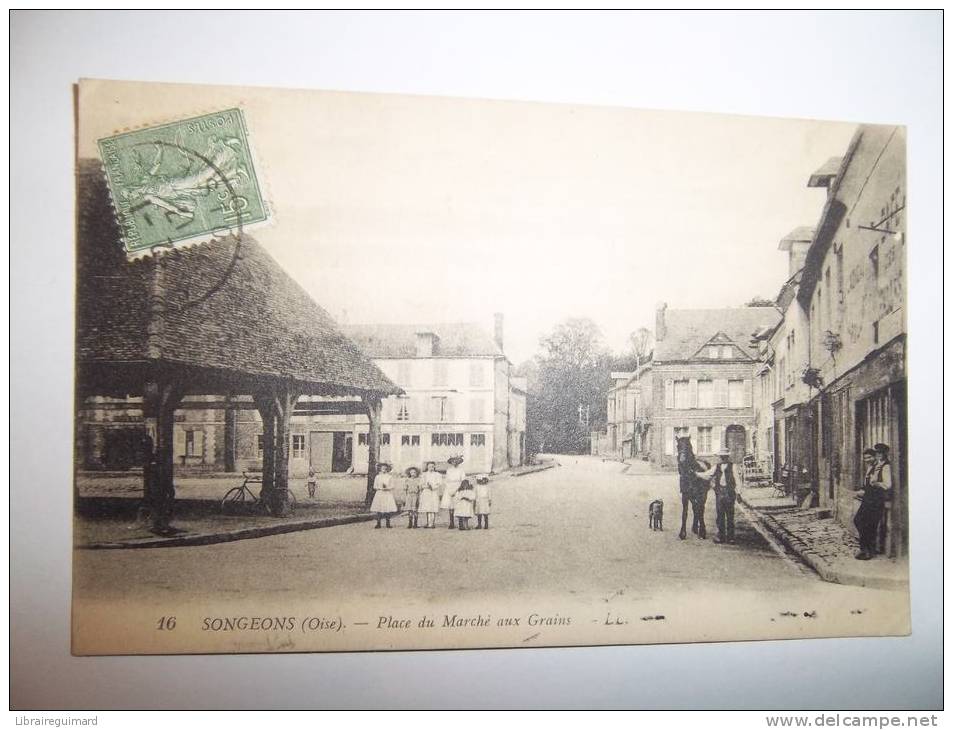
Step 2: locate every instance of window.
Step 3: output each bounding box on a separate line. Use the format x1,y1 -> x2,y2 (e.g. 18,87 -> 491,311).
721,345 -> 733,359
431,396 -> 451,422
401,434 -> 421,447
708,346 -> 720,359
431,433 -> 463,447
397,361 -> 413,387
870,244 -> 880,282
433,361 -> 448,386
469,397 -> 486,422
381,433 -> 391,446
257,434 -> 265,456
471,433 -> 486,447
697,380 -> 714,409
185,430 -> 197,456
873,320 -> 879,345
396,398 -> 410,422
728,379 -> 745,408
358,433 -> 367,446
469,361 -> 486,387
697,426 -> 712,454
292,434 -> 306,459
673,380 -> 690,409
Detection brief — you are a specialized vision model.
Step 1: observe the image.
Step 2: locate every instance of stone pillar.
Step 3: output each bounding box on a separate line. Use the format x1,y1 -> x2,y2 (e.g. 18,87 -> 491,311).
364,395 -> 383,508
142,379 -> 183,534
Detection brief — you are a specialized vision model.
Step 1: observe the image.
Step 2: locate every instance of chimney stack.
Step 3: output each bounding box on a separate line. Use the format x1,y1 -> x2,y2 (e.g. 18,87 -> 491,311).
655,302 -> 667,342
494,313 -> 504,351
415,331 -> 438,358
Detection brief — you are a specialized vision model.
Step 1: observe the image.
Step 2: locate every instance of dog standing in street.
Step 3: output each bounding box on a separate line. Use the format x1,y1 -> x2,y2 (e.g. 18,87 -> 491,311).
648,499 -> 664,531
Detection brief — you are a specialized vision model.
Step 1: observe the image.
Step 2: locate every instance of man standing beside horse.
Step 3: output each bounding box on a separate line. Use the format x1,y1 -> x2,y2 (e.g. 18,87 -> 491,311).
711,448 -> 737,544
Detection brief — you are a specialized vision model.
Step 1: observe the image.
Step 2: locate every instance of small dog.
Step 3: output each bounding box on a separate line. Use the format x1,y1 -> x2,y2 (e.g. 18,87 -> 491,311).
648,499 -> 664,531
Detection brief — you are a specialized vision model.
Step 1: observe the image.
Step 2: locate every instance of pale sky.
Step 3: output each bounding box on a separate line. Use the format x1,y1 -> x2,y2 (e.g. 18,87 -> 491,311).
80,79 -> 857,364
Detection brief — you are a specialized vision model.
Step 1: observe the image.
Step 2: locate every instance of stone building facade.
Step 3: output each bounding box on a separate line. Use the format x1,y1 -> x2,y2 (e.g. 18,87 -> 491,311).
802,125 -> 907,556
649,304 -> 781,468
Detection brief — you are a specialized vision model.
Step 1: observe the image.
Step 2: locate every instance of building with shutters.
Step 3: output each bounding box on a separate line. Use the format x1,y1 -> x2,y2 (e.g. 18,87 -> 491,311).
338,317 -> 527,475
602,365 -> 651,460
649,303 -> 782,468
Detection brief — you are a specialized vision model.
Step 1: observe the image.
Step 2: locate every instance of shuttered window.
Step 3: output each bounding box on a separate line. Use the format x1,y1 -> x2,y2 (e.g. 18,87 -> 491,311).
673,380 -> 690,409
697,380 -> 714,408
728,379 -> 745,408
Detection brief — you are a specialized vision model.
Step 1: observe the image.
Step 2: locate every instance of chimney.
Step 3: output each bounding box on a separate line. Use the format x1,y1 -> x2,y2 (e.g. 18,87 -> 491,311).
415,331 -> 439,358
655,302 -> 667,342
789,241 -> 810,277
494,313 -> 504,351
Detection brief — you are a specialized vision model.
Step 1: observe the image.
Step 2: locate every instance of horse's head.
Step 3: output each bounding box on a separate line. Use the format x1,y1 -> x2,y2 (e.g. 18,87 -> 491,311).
675,435 -> 695,464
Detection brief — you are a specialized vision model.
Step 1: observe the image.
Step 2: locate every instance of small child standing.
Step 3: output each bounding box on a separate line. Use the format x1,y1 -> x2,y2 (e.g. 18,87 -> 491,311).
307,467 -> 318,499
454,479 -> 475,530
403,466 -> 422,529
474,475 -> 491,530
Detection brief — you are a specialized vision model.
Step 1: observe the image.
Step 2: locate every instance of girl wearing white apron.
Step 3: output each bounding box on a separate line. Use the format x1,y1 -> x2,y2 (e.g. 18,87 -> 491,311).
418,461 -> 442,528
369,463 -> 397,528
454,480 -> 475,530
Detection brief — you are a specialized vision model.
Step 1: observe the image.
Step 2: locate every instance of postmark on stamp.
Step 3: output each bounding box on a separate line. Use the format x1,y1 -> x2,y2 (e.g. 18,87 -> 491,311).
97,108 -> 269,254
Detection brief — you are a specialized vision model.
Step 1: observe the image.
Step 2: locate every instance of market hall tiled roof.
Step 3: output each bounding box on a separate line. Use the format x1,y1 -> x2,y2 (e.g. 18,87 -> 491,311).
343,323 -> 505,359
76,160 -> 399,396
654,307 -> 781,362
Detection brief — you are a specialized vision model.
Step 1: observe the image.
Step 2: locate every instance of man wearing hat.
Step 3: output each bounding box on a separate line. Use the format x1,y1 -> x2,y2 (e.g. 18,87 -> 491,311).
854,443 -> 893,560
711,448 -> 737,544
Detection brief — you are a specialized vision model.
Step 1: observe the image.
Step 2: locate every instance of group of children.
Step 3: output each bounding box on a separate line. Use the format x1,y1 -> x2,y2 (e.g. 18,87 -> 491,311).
369,455 -> 492,530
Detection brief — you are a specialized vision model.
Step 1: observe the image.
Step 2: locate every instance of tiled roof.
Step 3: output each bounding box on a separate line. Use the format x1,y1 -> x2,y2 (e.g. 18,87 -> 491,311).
343,323 -> 505,358
76,160 -> 398,395
654,307 -> 781,362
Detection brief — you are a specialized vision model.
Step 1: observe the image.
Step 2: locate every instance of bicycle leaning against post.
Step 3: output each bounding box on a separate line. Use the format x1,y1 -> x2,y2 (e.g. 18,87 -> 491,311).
220,472 -> 297,516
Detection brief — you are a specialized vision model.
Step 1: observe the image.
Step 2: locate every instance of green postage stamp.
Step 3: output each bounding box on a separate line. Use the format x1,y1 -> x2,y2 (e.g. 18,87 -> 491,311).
97,108 -> 269,254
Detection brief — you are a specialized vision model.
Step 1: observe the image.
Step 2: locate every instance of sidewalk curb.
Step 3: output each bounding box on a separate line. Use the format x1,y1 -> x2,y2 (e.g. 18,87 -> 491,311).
77,512 -> 377,551
737,492 -> 906,591
510,463 -> 555,477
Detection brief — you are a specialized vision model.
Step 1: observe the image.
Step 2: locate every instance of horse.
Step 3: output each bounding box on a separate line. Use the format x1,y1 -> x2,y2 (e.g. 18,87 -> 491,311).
675,436 -> 712,540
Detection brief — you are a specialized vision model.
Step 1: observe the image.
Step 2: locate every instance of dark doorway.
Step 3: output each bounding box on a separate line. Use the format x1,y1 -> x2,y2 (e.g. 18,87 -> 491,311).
102,427 -> 146,469
332,432 -> 352,473
725,425 -> 746,464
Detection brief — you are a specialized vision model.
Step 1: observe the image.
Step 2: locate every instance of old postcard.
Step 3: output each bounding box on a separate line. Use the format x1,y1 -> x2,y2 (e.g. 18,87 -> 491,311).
73,78 -> 910,655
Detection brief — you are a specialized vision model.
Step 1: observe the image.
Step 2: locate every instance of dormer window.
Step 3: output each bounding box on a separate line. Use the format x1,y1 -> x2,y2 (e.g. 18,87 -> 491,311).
708,346 -> 720,359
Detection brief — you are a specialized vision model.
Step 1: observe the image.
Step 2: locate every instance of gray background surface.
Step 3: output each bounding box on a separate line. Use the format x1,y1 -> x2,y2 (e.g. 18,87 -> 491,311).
10,10 -> 943,710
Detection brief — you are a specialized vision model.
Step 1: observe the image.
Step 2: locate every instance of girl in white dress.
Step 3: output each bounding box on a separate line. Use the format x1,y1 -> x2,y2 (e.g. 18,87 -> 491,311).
454,479 -> 475,530
369,463 -> 397,529
474,475 -> 492,529
418,461 -> 442,529
403,466 -> 421,529
441,456 -> 466,529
